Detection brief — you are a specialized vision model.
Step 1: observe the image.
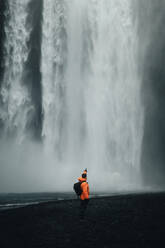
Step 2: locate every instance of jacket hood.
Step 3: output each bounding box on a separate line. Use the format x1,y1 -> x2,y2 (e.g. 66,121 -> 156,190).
78,177 -> 87,182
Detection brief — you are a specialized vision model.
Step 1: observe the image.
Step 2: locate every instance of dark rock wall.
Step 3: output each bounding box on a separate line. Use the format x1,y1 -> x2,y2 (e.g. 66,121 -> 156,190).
25,0 -> 43,140
137,0 -> 165,186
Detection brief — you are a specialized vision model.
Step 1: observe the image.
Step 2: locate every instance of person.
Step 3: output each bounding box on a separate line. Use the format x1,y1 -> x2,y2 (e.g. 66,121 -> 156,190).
78,168 -> 90,219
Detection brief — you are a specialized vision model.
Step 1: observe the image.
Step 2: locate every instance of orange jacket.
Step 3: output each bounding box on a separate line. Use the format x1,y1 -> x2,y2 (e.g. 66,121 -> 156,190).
78,177 -> 89,200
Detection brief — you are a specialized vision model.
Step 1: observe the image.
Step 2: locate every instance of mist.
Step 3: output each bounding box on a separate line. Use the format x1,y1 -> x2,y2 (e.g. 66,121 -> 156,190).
0,138 -> 142,193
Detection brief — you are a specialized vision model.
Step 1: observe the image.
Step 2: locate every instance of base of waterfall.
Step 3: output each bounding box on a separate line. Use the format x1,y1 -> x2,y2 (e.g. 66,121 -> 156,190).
0,192 -> 165,248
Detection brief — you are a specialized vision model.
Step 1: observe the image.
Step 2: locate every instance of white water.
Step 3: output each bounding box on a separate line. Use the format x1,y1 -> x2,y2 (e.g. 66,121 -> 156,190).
41,0 -> 67,151
41,0 -> 144,189
0,0 -> 32,142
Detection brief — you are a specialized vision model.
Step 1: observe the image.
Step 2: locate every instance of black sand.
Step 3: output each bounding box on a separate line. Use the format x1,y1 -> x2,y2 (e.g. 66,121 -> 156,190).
0,192 -> 165,248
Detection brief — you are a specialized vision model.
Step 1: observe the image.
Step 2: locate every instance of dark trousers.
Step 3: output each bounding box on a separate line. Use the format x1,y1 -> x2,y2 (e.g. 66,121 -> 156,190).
80,199 -> 89,219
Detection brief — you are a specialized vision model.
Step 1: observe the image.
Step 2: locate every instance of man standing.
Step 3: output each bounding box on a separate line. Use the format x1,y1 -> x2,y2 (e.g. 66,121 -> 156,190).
78,169 -> 89,219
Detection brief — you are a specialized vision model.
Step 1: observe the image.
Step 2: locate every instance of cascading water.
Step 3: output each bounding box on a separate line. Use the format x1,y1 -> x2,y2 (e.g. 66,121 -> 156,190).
0,0 -> 32,142
41,0 -> 144,189
41,0 -> 67,153
0,0 -> 145,192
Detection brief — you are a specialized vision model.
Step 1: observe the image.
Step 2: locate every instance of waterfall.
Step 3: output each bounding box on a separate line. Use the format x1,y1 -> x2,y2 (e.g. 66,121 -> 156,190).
41,0 -> 144,187
85,0 -> 144,180
0,0 -> 32,142
0,0 -> 145,191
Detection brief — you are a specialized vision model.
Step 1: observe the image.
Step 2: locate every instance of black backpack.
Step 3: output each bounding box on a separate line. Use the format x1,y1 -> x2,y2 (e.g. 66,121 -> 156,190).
73,181 -> 83,196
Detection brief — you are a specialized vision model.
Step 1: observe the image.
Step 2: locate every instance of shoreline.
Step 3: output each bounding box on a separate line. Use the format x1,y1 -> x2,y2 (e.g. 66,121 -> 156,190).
0,189 -> 164,211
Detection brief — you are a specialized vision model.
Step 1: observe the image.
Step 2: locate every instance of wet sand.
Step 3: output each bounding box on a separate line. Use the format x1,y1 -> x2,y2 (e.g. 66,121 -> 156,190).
0,192 -> 165,248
